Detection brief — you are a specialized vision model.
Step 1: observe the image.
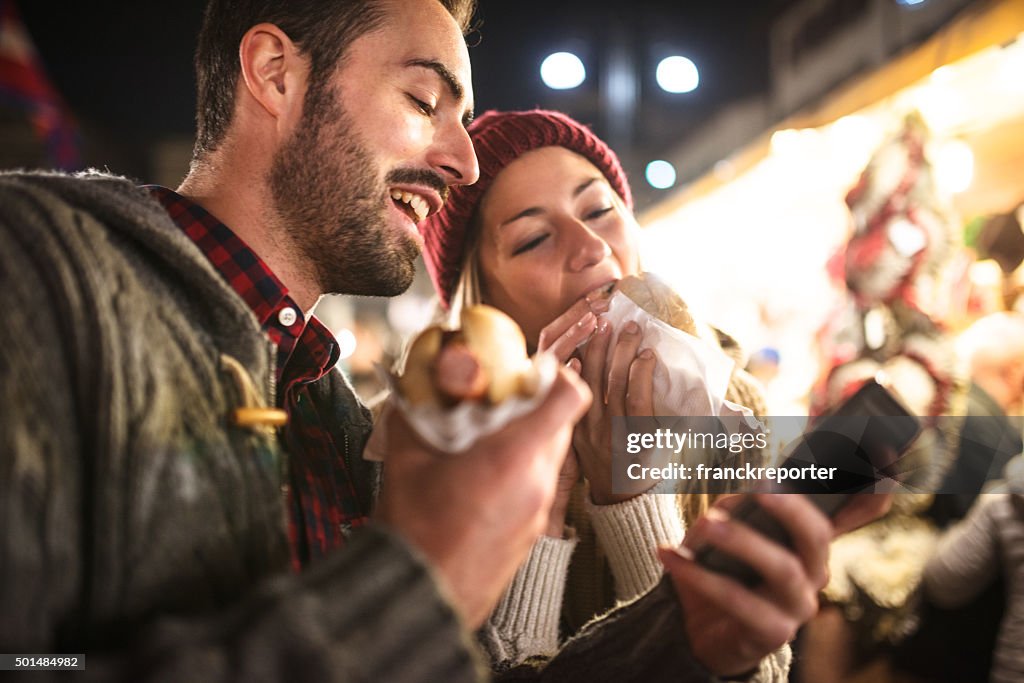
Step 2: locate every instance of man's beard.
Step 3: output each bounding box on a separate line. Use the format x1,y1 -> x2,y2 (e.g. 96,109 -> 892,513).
268,82 -> 420,297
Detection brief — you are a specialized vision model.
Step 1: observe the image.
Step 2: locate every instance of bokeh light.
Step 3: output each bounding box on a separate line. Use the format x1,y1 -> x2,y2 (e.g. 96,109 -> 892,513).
540,52 -> 586,90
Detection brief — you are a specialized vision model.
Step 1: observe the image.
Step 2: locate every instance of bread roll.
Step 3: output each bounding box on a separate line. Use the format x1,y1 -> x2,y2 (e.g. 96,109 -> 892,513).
397,305 -> 534,407
614,272 -> 697,335
460,305 -> 531,403
397,325 -> 445,406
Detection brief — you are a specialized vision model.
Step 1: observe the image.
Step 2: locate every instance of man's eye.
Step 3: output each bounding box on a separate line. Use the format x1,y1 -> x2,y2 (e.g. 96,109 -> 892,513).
408,95 -> 435,116
512,234 -> 548,255
585,206 -> 614,220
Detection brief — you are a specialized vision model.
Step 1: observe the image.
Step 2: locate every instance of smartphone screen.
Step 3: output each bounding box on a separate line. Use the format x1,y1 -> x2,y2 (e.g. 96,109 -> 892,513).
694,379 -> 922,585
777,379 -> 922,499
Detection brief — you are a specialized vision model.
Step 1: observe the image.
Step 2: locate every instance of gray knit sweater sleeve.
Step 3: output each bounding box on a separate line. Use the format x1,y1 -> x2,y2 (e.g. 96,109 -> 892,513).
0,173 -> 483,683
86,528 -> 484,681
924,494 -> 1003,608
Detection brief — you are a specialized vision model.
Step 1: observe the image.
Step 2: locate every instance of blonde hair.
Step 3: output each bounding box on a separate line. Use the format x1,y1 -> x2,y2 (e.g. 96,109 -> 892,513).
442,211 -> 486,327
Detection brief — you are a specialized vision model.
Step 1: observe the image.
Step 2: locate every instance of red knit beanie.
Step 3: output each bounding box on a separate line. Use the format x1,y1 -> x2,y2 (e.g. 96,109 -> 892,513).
420,109 -> 633,308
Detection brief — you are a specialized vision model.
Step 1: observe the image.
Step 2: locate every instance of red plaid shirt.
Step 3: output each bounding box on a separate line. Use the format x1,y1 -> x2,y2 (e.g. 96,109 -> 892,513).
149,186 -> 370,571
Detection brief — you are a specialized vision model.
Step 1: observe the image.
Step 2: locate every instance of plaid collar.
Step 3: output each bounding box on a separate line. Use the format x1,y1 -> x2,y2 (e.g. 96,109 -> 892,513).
148,185 -> 364,569
146,185 -> 339,390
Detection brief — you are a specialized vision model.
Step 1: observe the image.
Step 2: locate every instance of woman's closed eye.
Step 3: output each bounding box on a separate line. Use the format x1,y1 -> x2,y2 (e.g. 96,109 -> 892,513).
585,206 -> 614,221
512,233 -> 549,256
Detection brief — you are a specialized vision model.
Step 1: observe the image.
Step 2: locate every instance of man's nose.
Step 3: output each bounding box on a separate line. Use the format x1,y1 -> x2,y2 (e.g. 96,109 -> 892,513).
428,121 -> 480,187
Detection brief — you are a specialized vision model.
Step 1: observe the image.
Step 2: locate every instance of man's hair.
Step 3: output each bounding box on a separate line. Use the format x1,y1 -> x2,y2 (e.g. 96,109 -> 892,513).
192,0 -> 477,159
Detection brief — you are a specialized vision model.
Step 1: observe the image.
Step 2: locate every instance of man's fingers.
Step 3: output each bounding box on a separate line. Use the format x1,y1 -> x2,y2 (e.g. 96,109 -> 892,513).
710,494 -> 745,513
383,405 -> 437,463
753,494 -> 833,589
689,495 -> 831,580
832,493 -> 892,536
686,508 -> 822,614
659,547 -> 799,650
390,366 -> 590,474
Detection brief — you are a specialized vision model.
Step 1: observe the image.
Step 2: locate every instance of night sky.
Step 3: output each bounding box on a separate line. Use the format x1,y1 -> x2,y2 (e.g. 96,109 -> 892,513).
18,1 -> 797,205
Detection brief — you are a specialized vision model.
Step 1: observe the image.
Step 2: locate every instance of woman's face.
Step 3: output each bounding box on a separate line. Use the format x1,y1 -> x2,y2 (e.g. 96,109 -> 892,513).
477,146 -> 640,347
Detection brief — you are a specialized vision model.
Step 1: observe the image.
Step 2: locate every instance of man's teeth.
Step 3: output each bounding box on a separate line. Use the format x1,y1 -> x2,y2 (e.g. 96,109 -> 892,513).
390,190 -> 429,221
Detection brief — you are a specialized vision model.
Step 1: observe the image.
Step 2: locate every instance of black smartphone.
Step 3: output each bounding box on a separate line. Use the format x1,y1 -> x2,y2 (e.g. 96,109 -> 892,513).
694,379 -> 922,587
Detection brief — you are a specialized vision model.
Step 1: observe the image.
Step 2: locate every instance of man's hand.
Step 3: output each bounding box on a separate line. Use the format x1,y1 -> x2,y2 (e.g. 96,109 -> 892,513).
831,493 -> 891,535
374,365 -> 591,628
657,494 -> 842,677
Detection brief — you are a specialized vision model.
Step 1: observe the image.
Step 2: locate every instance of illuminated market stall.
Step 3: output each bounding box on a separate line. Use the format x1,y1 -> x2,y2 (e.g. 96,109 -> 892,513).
636,0 -> 1024,412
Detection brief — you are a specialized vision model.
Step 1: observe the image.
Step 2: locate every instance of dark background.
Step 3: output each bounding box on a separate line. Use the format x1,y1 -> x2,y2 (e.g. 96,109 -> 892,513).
18,0 -> 799,210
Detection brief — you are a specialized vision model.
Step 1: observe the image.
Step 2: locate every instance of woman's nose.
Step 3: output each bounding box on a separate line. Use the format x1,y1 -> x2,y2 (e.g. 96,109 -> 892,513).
565,219 -> 612,272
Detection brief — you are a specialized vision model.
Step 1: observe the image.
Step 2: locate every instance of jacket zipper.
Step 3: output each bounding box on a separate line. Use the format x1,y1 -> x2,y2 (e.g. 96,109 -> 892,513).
266,342 -> 278,409
340,430 -> 355,538
266,345 -> 288,494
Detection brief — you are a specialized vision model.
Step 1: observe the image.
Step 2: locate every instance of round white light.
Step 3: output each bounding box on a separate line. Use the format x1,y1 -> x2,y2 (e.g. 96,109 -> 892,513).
896,0 -> 926,6
645,160 -> 677,189
999,40 -> 1024,94
933,139 -> 974,194
540,52 -> 586,90
656,56 -> 699,94
335,328 -> 357,360
769,128 -> 801,156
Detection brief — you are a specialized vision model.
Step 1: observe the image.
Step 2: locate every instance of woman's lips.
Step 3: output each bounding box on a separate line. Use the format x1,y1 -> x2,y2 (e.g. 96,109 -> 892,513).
582,280 -> 618,313
585,280 -> 618,301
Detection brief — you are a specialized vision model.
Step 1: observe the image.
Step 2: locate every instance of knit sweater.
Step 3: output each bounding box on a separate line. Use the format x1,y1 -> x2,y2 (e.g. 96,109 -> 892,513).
924,493 -> 1024,683
0,171 -> 728,682
0,170 -> 481,681
482,493 -> 791,682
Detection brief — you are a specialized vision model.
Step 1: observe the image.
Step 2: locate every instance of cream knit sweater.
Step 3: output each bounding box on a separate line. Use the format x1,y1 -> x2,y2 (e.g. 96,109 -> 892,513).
481,493 -> 791,681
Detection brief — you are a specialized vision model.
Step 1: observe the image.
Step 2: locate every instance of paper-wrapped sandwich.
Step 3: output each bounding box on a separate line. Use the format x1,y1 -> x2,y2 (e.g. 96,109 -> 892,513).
366,304 -> 555,456
613,272 -> 697,336
592,272 -> 749,419
396,305 -> 540,407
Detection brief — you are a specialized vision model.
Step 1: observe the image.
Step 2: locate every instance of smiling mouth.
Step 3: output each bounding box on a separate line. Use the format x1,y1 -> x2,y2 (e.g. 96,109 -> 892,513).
390,189 -> 430,222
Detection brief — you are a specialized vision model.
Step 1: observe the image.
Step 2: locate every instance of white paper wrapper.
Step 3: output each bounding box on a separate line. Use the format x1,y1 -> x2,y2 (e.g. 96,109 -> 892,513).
363,352 -> 560,459
602,290 -> 753,420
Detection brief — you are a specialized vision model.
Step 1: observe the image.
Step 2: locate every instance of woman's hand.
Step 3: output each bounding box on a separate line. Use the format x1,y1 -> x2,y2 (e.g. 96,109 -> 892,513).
536,297 -> 608,363
545,446 -> 580,538
574,318 -> 658,505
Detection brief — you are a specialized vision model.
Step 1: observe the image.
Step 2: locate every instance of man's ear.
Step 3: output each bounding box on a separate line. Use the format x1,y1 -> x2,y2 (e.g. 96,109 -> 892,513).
238,23 -> 305,126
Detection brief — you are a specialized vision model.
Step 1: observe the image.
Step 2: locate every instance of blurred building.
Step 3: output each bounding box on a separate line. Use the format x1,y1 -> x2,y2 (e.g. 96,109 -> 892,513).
659,0 -> 981,193
637,0 -> 1024,410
